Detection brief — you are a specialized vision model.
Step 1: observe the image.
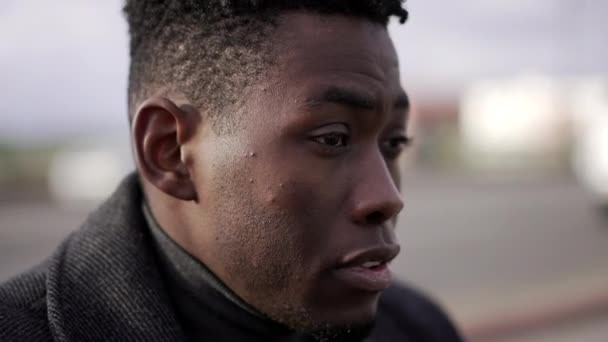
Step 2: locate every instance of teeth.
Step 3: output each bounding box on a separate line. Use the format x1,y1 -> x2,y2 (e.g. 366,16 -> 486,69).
361,261 -> 382,268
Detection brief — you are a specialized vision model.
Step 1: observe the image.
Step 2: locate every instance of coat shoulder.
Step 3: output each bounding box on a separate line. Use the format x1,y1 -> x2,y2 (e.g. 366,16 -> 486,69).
0,262 -> 53,342
375,282 -> 463,342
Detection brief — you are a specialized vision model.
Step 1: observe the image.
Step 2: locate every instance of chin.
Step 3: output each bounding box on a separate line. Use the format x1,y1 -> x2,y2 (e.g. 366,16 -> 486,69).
300,291 -> 381,340
263,284 -> 383,339
336,295 -> 380,323
307,318 -> 377,342
328,288 -> 383,322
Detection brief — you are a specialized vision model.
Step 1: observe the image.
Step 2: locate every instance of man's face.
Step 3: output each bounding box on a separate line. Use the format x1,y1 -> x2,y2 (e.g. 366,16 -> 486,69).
187,13 -> 408,337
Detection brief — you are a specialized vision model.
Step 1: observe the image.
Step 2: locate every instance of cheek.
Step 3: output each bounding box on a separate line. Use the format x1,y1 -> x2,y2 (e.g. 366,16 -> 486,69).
204,155 -> 319,289
202,135 -> 351,284
262,164 -> 352,264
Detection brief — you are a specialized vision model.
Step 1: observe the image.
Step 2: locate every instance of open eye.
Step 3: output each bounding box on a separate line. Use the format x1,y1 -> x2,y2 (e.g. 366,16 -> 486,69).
382,135 -> 412,159
309,123 -> 351,148
313,132 -> 350,147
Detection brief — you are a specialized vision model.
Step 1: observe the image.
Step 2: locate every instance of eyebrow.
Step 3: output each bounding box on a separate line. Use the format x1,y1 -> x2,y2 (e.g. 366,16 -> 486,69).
304,86 -> 410,112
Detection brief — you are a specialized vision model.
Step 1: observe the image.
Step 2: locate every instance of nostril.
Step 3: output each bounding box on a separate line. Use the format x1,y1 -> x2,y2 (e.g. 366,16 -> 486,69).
366,211 -> 386,225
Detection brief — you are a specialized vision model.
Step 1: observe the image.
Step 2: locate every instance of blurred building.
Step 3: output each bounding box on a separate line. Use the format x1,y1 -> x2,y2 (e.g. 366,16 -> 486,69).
460,75 -> 570,171
48,139 -> 133,208
457,74 -> 608,204
571,78 -> 608,203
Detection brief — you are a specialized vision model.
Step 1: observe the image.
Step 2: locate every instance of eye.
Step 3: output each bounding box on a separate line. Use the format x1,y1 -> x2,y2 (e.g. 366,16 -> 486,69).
313,132 -> 350,147
382,135 -> 412,159
309,123 -> 351,148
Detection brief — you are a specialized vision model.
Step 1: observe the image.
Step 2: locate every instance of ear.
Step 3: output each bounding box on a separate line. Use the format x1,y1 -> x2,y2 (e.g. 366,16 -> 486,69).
131,97 -> 200,201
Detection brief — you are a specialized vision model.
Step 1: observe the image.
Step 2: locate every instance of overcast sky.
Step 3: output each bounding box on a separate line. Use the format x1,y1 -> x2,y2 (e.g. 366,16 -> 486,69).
1,0 -> 606,143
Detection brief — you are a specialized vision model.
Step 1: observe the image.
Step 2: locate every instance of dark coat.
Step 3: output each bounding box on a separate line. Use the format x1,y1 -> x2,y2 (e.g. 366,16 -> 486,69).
0,174 -> 462,342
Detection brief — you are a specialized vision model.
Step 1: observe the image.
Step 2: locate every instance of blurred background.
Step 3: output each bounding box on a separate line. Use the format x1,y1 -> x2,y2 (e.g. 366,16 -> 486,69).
1,1 -> 607,341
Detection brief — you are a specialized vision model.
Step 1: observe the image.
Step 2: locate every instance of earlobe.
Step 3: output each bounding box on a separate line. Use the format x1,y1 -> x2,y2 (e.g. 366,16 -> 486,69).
131,97 -> 199,201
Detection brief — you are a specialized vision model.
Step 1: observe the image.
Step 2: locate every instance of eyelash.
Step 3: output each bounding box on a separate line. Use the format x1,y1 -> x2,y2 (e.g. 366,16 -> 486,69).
312,132 -> 350,148
311,132 -> 412,159
382,136 -> 412,159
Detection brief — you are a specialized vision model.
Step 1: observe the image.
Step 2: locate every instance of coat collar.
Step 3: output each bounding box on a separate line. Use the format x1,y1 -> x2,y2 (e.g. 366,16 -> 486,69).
45,173 -> 185,341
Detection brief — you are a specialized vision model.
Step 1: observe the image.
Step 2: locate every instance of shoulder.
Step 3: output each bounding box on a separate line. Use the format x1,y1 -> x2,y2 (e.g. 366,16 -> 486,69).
0,262 -> 53,342
375,281 -> 463,342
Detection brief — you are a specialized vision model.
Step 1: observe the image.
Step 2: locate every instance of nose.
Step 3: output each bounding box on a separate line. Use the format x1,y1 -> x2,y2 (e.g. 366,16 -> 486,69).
350,153 -> 404,226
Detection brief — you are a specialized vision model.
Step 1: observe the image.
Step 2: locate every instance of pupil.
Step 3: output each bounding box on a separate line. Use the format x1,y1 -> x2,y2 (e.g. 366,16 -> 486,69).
327,134 -> 341,146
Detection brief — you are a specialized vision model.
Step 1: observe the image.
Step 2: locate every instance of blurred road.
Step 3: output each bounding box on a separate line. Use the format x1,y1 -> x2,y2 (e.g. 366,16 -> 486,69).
1,170 -> 608,341
395,169 -> 608,341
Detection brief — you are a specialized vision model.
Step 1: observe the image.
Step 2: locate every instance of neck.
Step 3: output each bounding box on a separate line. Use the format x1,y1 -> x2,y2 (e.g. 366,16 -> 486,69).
143,183 -> 200,255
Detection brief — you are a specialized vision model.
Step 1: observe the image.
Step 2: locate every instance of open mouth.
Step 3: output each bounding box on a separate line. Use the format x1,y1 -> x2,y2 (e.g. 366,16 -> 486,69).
332,245 -> 400,292
333,260 -> 392,292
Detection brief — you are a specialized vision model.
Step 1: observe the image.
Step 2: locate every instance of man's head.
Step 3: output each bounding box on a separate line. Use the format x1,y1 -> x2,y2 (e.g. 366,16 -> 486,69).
125,1 -> 410,339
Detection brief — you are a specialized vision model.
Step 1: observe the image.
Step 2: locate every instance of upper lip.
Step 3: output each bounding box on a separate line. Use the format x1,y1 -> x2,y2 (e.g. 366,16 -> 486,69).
336,244 -> 401,269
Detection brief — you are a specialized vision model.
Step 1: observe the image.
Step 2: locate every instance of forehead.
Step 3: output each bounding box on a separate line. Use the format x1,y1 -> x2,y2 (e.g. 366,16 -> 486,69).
272,13 -> 401,94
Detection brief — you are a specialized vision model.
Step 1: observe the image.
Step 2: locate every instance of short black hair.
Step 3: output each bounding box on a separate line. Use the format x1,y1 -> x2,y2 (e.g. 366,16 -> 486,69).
124,0 -> 408,133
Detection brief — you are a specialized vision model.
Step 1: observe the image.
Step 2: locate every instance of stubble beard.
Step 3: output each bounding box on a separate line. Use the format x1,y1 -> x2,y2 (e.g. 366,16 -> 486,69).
209,161 -> 376,341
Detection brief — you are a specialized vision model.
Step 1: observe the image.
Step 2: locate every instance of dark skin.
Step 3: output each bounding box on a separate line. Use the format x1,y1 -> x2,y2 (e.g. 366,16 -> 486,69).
132,13 -> 409,337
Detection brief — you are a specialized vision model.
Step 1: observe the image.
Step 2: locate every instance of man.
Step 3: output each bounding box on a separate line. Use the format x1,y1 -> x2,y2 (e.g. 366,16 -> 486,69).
0,1 -> 462,341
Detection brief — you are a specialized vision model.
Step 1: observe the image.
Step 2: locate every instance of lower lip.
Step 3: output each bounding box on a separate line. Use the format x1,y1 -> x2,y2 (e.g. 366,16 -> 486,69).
332,263 -> 392,292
